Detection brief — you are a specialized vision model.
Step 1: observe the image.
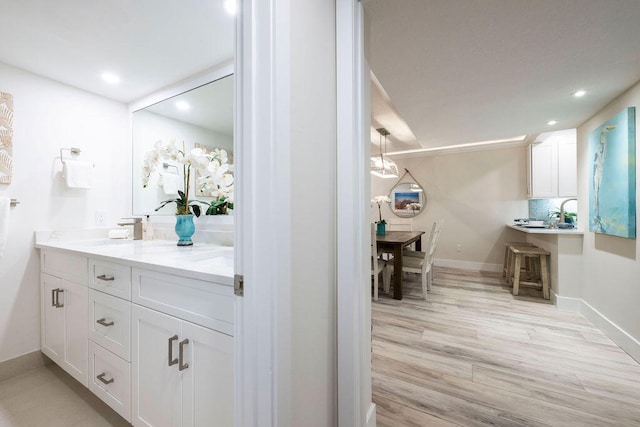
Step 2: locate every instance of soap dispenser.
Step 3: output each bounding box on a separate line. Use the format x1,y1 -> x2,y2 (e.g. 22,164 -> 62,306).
143,215 -> 154,240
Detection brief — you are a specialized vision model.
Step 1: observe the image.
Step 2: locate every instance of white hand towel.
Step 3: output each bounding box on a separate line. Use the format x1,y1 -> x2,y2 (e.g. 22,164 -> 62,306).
0,197 -> 9,258
63,159 -> 94,189
161,172 -> 180,195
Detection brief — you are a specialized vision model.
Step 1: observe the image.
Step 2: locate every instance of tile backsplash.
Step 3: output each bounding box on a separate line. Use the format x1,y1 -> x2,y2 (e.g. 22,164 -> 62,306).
529,198 -> 578,222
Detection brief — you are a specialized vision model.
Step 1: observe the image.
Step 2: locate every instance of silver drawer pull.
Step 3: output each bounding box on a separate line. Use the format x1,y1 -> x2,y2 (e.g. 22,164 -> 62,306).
168,335 -> 179,366
96,274 -> 115,281
97,372 -> 114,385
96,318 -> 114,327
54,289 -> 64,308
178,339 -> 189,371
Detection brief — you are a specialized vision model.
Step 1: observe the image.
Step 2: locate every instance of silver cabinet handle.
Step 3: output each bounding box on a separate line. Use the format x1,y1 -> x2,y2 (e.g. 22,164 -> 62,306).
54,289 -> 64,308
96,274 -> 115,281
97,372 -> 114,385
96,318 -> 114,327
168,335 -> 179,366
51,289 -> 57,307
178,339 -> 189,371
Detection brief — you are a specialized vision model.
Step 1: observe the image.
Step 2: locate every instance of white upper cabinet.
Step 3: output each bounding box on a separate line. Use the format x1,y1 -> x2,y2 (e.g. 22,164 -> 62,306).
528,130 -> 577,199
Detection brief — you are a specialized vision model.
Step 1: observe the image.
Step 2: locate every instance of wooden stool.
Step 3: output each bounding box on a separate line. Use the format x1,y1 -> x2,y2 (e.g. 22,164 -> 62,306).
503,241 -> 535,278
510,246 -> 550,299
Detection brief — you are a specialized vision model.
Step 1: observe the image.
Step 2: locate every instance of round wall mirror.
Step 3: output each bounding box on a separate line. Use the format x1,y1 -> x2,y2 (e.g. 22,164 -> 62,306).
389,182 -> 426,217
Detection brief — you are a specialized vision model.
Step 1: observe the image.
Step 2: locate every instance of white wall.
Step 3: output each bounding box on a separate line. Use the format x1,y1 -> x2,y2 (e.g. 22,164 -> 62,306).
0,61 -> 129,362
576,80 -> 640,354
372,146 -> 529,271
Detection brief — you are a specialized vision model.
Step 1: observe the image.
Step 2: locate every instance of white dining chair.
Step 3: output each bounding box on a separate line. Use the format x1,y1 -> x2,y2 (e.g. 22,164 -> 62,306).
371,223 -> 389,301
394,219 -> 443,299
387,218 -> 413,231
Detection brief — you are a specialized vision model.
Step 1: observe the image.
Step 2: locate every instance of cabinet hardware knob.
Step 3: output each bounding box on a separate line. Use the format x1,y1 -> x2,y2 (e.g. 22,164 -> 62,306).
96,274 -> 115,281
54,289 -> 64,308
168,335 -> 179,366
178,339 -> 189,371
96,318 -> 114,327
97,372 -> 114,385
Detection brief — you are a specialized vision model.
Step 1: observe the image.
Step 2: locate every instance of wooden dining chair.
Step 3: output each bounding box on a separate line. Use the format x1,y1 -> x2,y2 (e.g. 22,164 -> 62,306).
370,223 -> 389,301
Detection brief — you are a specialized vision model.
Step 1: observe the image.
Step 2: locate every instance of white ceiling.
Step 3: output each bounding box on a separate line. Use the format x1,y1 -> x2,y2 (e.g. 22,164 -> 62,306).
364,0 -> 640,151
0,0 -> 234,103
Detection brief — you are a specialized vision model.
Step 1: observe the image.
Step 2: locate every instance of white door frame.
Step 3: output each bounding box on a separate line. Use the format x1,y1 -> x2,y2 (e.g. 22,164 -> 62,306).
234,0 -> 292,425
234,1 -> 370,425
336,1 -> 374,427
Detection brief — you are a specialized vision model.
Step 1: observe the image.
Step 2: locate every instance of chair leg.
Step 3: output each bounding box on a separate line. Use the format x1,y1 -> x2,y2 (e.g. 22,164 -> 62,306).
383,267 -> 391,294
373,269 -> 378,301
540,254 -> 550,300
422,268 -> 428,300
512,254 -> 522,296
426,267 -> 433,291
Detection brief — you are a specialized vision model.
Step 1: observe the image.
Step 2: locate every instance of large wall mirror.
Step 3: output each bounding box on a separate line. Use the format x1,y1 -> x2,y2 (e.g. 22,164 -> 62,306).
132,73 -> 234,216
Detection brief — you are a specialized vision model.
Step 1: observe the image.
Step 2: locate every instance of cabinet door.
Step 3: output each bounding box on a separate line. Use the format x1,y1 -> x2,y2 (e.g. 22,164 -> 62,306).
132,304 -> 182,427
61,279 -> 88,387
557,139 -> 577,197
530,141 -> 558,198
41,273 -> 64,363
182,321 -> 234,427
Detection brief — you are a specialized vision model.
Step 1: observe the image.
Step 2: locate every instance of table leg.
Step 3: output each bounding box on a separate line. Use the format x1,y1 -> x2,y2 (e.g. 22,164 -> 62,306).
393,245 -> 403,300
415,237 -> 422,252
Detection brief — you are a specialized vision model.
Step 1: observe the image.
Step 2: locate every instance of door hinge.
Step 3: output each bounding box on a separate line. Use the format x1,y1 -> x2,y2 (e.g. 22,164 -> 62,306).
234,274 -> 244,297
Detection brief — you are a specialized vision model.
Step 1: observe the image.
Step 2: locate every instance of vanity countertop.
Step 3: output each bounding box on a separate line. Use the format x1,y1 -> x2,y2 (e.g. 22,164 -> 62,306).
36,235 -> 233,285
506,224 -> 584,235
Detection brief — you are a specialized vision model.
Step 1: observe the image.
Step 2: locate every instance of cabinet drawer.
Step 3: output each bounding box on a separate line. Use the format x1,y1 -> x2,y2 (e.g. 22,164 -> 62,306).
88,341 -> 131,422
89,289 -> 131,361
132,268 -> 234,335
41,250 -> 87,284
89,259 -> 132,300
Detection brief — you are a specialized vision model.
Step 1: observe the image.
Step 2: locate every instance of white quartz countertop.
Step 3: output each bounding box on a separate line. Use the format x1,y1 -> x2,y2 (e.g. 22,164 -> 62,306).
506,224 -> 584,235
36,236 -> 234,285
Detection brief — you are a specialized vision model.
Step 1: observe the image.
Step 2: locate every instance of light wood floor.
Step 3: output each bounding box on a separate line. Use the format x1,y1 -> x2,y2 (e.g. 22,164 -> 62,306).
0,363 -> 129,426
372,267 -> 640,427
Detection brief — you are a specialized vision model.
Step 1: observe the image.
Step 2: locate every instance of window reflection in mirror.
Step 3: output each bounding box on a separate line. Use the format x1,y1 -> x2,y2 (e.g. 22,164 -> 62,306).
390,182 -> 425,217
132,74 -> 234,215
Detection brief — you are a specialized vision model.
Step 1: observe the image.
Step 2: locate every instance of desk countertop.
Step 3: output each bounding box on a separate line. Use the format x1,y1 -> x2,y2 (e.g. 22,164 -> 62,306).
506,224 -> 584,235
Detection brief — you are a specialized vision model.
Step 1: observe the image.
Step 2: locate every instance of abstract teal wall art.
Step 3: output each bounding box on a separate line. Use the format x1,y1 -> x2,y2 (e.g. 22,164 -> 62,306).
589,107 -> 636,239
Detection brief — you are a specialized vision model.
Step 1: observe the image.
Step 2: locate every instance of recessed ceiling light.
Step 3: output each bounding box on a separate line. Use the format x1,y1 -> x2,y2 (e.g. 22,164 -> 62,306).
547,120 -> 558,126
101,72 -> 120,84
573,90 -> 587,98
224,0 -> 237,15
176,101 -> 190,110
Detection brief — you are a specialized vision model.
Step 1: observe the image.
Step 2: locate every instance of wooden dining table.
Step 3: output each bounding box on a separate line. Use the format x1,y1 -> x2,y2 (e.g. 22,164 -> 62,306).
376,230 -> 425,300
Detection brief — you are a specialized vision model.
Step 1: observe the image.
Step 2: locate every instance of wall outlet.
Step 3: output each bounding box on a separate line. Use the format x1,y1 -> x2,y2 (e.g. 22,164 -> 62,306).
456,244 -> 463,252
95,210 -> 107,226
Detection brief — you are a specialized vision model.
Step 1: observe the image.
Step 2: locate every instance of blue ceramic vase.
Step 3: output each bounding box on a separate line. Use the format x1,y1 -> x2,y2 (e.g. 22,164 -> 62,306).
175,214 -> 195,246
376,221 -> 386,236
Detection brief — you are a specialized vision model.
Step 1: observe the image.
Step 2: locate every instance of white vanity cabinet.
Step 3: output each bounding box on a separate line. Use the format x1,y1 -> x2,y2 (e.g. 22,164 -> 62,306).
131,269 -> 234,427
528,131 -> 577,199
40,251 -> 89,387
37,241 -> 234,427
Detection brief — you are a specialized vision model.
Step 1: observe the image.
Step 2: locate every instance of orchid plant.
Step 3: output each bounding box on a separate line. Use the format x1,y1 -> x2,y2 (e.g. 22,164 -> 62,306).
142,140 -> 234,216
371,195 -> 391,224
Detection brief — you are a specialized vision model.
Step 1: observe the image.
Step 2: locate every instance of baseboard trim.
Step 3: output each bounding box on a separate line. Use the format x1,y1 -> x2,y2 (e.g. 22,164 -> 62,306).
365,403 -> 376,427
435,258 -> 502,273
0,350 -> 52,382
553,292 -> 582,312
580,301 -> 640,363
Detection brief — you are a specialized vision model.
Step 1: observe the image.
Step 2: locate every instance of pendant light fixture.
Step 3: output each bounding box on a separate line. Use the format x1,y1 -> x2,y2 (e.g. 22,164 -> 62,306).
370,127 -> 399,178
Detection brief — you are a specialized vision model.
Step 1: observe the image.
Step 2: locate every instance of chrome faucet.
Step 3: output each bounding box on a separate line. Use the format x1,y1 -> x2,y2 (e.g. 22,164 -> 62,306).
559,198 -> 577,224
117,217 -> 143,240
